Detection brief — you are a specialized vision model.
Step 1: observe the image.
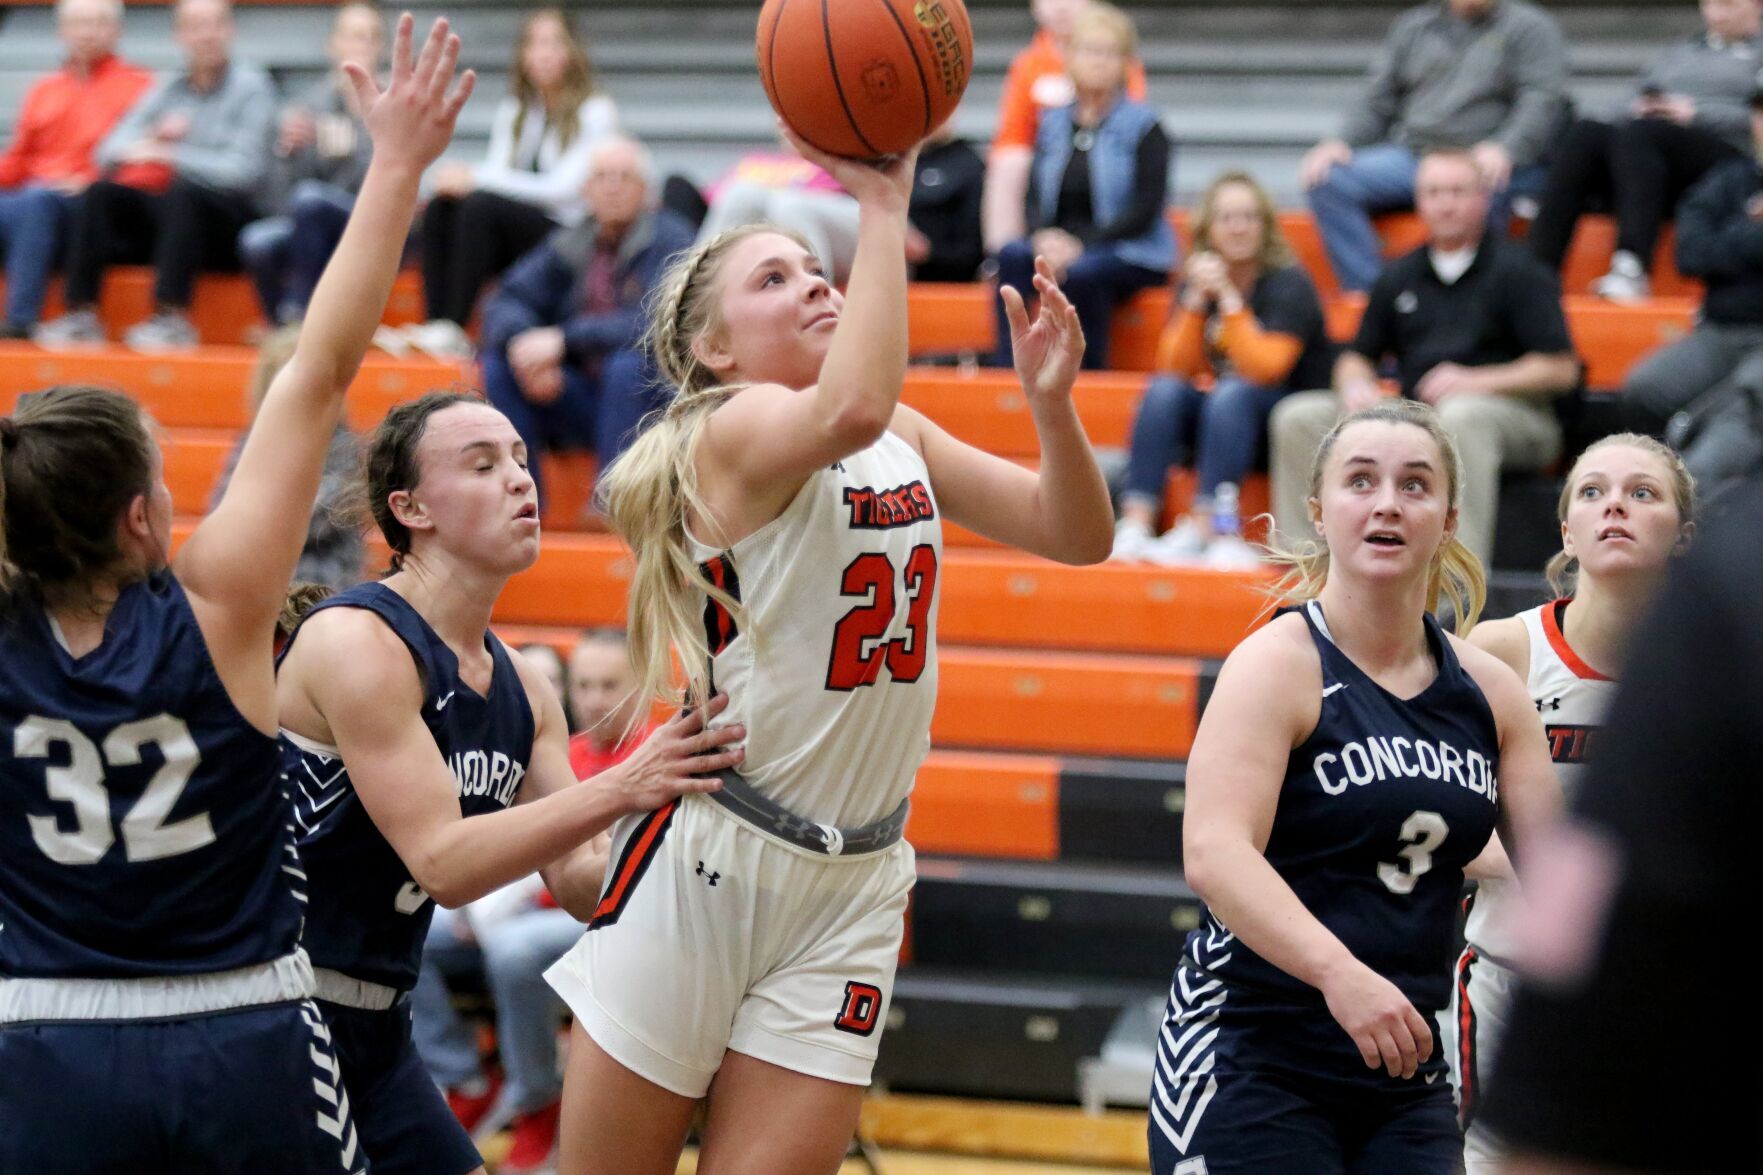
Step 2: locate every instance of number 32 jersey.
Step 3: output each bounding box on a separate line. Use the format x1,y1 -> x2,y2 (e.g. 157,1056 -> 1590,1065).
0,574 -> 302,979
1187,602 -> 1500,1015
687,429 -> 942,830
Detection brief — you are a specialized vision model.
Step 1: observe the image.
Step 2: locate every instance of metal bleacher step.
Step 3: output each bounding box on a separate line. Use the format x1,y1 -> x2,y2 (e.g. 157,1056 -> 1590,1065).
1078,991 -> 1167,1113
877,965 -> 1163,1106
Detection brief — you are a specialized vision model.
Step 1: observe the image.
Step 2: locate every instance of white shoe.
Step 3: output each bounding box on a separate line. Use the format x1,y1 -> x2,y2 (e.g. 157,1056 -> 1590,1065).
1145,517 -> 1210,565
32,308 -> 105,350
402,319 -> 474,361
1109,518 -> 1158,562
1204,533 -> 1265,569
1593,250 -> 1650,304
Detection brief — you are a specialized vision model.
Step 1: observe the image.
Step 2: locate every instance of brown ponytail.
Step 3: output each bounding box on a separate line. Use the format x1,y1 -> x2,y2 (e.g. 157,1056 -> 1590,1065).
1,387 -> 156,612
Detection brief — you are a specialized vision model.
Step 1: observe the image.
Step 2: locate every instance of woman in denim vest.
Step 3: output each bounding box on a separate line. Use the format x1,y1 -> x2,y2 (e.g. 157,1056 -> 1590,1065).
991,2 -> 1174,370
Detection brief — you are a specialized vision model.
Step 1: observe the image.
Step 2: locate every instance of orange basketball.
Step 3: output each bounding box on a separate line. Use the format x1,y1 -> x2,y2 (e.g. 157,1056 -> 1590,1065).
756,0 -> 974,160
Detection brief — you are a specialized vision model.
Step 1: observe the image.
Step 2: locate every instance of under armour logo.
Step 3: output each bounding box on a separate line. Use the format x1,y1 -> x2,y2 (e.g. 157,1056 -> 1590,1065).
1536,696 -> 1562,712
696,860 -> 721,886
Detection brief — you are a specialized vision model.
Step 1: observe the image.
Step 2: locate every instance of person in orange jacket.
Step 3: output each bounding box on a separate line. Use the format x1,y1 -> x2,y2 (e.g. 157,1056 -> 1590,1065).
0,0 -> 151,338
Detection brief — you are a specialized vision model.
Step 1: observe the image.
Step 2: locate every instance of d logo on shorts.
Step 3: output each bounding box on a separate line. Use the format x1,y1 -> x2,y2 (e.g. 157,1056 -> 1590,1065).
834,981 -> 883,1036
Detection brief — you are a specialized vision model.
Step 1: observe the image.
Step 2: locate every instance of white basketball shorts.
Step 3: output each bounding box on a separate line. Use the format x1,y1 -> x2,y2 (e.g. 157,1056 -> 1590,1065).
545,792 -> 916,1098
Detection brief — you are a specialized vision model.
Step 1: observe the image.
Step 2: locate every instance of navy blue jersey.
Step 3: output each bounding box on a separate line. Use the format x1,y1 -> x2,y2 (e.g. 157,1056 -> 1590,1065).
0,573 -> 303,979
280,582 -> 535,990
1187,602 -> 1500,1014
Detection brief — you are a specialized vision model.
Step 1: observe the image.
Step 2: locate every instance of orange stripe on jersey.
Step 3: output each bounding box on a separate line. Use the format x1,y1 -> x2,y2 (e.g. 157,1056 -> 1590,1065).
1455,946 -> 1480,1129
1543,598 -> 1614,682
699,555 -> 741,657
589,799 -> 680,929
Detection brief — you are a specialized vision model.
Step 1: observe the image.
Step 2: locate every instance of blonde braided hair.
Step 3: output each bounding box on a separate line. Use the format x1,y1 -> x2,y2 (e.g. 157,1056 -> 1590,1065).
598,222 -> 814,714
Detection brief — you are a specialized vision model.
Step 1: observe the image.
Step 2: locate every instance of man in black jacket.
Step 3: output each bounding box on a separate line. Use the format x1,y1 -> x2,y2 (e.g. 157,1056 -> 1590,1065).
1621,82 -> 1763,485
478,135 -> 694,507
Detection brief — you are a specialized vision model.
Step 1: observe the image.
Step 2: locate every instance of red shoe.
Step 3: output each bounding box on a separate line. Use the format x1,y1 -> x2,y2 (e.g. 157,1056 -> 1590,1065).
444,1071 -> 502,1134
500,1098 -> 562,1173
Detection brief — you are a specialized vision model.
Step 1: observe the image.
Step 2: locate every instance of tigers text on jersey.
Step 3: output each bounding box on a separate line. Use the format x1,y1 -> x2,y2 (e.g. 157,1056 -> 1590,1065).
0,573 -> 303,979
1463,598 -> 1616,963
687,429 -> 942,829
1186,602 -> 1500,1014
279,582 -> 535,991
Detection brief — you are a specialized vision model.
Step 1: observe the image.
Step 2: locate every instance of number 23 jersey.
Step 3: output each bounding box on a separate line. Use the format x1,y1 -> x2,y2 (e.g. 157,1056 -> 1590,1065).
687,429 -> 942,831
1187,602 -> 1500,1014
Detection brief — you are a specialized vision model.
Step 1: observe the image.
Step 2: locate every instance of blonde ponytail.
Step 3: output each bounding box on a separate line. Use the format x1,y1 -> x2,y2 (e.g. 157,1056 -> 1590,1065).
600,222 -> 814,715
1262,398 -> 1487,635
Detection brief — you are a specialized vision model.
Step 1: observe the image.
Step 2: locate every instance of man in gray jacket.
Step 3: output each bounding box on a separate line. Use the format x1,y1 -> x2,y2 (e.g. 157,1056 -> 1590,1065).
1299,0 -> 1567,292
237,2 -> 382,326
35,0 -> 276,351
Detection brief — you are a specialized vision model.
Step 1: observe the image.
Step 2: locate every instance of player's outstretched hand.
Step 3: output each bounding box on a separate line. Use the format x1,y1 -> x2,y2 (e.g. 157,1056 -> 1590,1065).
603,693 -> 744,814
779,120 -> 918,215
1002,255 -> 1086,406
345,13 -> 476,172
1321,959 -> 1434,1079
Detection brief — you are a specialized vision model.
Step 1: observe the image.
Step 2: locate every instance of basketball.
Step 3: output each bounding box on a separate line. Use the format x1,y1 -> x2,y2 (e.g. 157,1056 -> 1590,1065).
756,0 -> 974,160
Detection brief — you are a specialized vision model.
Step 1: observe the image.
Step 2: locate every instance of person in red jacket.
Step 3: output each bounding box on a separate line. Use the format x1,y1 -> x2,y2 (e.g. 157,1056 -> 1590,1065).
0,0 -> 150,337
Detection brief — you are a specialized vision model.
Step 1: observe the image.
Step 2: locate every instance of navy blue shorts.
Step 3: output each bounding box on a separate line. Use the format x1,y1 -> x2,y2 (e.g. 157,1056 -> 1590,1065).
0,999 -> 365,1174
1148,965 -> 1464,1175
319,998 -> 480,1175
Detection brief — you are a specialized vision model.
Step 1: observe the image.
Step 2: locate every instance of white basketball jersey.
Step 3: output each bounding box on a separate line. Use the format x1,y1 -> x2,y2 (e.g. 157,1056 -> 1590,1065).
1464,599 -> 1617,961
686,429 -> 942,829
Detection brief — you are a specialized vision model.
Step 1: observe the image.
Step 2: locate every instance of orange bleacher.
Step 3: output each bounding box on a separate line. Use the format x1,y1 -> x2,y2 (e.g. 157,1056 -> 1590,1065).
0,202 -> 1701,863
4,355 -> 1269,866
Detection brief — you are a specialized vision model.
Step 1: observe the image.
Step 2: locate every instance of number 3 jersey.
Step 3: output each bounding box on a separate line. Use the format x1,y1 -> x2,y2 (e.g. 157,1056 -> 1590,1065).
0,573 -> 303,979
278,582 -> 535,991
687,429 -> 942,830
1186,602 -> 1500,1014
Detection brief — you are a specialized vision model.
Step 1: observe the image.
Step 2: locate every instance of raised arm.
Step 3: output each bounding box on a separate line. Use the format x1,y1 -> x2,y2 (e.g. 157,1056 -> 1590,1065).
697,128 -> 918,505
292,613 -> 742,909
1183,618 -> 1436,1080
895,256 -> 1111,564
178,16 -> 473,645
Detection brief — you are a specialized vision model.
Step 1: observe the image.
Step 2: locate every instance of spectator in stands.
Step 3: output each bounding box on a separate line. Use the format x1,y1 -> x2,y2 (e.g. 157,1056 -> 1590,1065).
991,2 -> 1173,372
694,140 -> 860,285
208,322 -> 362,591
565,628 -> 657,775
908,126 -> 986,283
1621,88 -> 1763,490
33,0 -> 276,352
478,135 -> 692,509
1113,172 -> 1332,567
0,0 -> 150,340
981,0 -> 1148,256
1528,0 -> 1762,302
1299,0 -> 1567,294
414,629 -> 653,1175
236,2 -> 383,327
403,8 -> 619,360
1270,148 -> 1580,565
